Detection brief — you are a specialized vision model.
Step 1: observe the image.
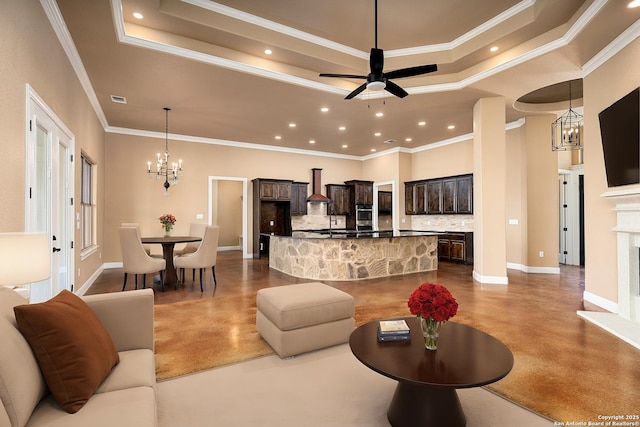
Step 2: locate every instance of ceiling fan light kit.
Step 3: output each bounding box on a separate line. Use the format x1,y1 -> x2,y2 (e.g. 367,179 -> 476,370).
320,0 -> 437,100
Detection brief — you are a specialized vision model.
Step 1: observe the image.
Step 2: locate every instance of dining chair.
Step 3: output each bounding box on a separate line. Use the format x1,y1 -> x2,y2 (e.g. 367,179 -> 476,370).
174,225 -> 219,292
174,222 -> 207,280
119,227 -> 166,291
121,222 -> 152,256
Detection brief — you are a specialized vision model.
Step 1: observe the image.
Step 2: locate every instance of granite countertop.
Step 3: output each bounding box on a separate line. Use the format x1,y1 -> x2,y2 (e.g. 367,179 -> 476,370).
287,229 -> 444,239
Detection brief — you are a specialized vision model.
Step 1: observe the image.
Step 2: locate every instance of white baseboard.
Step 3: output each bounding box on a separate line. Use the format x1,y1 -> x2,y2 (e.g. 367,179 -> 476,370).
506,263 -> 560,274
472,270 -> 508,284
583,290 -> 618,313
74,264 -> 105,296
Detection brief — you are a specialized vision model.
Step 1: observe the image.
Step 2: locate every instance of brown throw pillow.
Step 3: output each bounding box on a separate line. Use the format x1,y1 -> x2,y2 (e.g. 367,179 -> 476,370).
13,290 -> 119,414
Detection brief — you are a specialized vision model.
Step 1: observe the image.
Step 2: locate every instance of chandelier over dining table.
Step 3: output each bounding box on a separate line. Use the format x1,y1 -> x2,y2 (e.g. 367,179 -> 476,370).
147,107 -> 183,193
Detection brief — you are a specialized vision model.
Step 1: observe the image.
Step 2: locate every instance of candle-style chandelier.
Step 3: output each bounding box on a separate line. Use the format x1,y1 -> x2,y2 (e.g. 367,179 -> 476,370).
147,107 -> 183,193
551,80 -> 583,151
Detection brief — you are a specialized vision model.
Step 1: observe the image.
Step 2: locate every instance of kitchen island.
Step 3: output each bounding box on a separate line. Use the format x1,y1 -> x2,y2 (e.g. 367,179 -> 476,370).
269,230 -> 440,281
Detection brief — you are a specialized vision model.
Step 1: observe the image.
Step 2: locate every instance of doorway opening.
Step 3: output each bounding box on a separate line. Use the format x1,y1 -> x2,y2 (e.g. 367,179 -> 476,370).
208,176 -> 249,258
558,167 -> 584,266
373,180 -> 396,232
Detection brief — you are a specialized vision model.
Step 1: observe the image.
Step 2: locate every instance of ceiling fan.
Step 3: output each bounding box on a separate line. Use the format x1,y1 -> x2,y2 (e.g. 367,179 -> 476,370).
319,0 -> 438,99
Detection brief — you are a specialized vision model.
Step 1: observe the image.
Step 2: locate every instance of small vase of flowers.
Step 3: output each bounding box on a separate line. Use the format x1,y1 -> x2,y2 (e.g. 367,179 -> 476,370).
159,214 -> 176,237
407,282 -> 458,350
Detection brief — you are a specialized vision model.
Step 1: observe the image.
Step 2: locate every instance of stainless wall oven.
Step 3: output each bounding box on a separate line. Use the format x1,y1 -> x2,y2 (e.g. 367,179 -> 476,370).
355,205 -> 373,230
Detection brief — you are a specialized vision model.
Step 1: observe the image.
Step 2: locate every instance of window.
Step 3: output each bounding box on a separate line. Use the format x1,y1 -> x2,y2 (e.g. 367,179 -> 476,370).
81,155 -> 95,251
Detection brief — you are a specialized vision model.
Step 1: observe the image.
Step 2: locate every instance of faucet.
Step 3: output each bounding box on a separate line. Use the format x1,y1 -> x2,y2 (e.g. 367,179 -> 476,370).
328,202 -> 335,237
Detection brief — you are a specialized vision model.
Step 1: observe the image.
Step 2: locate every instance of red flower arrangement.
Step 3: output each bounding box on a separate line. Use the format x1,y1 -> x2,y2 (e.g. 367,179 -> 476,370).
159,214 -> 176,226
408,282 -> 458,322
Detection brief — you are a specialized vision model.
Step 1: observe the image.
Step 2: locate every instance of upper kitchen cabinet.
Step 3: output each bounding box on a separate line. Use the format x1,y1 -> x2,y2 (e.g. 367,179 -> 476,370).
290,182 -> 309,216
258,179 -> 292,201
344,180 -> 373,206
427,180 -> 443,214
405,181 -> 427,215
326,184 -> 351,215
455,175 -> 473,214
405,174 -> 473,215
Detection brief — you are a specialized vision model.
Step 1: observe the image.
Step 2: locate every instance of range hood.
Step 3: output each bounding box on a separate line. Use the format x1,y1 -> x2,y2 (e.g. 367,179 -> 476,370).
307,168 -> 332,203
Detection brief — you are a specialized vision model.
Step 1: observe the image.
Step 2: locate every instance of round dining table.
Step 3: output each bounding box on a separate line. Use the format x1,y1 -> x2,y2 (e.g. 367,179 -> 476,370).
349,317 -> 514,427
141,236 -> 201,286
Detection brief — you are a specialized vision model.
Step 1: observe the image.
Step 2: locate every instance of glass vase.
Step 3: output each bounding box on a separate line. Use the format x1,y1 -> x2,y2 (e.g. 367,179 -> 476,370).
164,224 -> 172,237
420,317 -> 442,350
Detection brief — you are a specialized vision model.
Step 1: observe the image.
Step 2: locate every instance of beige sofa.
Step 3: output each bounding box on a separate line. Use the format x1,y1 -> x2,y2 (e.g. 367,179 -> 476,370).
0,287 -> 157,427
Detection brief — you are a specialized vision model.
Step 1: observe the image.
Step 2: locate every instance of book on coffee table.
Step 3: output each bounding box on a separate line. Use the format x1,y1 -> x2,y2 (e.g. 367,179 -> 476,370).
377,319 -> 411,342
378,319 -> 410,334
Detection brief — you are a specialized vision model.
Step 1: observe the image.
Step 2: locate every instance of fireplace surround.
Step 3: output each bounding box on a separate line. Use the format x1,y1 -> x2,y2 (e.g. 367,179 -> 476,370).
578,188 -> 640,349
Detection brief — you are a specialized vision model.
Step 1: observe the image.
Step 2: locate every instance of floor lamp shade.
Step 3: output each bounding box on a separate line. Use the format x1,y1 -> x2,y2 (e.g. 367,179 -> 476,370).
0,233 -> 50,285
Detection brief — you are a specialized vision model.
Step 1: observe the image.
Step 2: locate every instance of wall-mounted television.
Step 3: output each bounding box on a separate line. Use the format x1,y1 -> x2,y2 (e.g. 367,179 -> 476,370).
598,87 -> 640,188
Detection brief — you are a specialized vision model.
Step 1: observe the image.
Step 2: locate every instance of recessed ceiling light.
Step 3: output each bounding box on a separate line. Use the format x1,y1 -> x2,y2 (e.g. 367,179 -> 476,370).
371,148 -> 377,152
342,144 -> 348,148
448,125 -> 455,130
418,121 -> 426,126
289,123 -> 296,128
628,0 -> 640,7
490,46 -> 499,52
321,107 -> 329,112
375,112 -> 384,117
133,12 -> 143,19
339,126 -> 346,131
309,140 -> 316,144
275,135 -> 282,140
264,49 -> 273,55
374,132 -> 381,137
405,137 -> 412,142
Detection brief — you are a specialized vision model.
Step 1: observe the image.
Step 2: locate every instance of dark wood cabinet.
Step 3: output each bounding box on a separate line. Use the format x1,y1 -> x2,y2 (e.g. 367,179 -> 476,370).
427,180 -> 443,214
405,181 -> 426,214
438,232 -> 473,264
252,178 -> 293,259
456,175 -> 473,214
326,184 -> 351,215
442,178 -> 457,214
345,180 -> 373,206
259,180 -> 292,201
405,174 -> 473,215
290,182 -> 308,216
378,191 -> 392,213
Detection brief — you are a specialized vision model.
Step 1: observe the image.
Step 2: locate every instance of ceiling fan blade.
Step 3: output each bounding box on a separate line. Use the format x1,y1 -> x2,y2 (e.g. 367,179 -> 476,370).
384,80 -> 408,98
370,48 -> 384,77
319,73 -> 367,79
385,64 -> 438,80
345,82 -> 368,100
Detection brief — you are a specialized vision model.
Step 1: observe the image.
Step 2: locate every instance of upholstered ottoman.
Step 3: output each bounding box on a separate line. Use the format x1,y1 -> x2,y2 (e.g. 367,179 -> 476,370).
256,282 -> 355,358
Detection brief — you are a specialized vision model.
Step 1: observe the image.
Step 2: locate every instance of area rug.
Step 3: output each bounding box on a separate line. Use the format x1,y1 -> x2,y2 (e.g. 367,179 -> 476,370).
154,298 -> 274,380
154,298 -> 636,423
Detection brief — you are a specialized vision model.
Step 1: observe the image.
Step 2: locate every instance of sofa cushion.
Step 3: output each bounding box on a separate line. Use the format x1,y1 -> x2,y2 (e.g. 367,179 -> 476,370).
95,349 -> 156,394
0,287 -> 48,427
13,290 -> 119,414
25,386 -> 156,427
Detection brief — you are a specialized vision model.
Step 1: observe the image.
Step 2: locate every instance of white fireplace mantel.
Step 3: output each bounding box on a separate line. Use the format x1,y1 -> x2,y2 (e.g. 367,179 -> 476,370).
577,188 -> 640,350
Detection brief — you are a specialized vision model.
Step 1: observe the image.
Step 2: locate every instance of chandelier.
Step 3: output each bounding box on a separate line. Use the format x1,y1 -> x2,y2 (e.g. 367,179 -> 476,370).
551,80 -> 583,151
146,107 -> 183,193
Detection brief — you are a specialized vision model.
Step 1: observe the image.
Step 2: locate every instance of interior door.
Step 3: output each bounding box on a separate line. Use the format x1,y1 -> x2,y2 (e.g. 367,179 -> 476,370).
26,90 -> 74,302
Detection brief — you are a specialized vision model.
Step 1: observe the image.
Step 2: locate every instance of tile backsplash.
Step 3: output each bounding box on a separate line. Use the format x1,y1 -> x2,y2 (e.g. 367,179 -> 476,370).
291,203 -> 473,232
410,214 -> 474,232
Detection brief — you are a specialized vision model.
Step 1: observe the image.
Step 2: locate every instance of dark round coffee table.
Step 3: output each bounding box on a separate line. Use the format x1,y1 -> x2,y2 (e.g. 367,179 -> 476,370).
349,317 -> 514,427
